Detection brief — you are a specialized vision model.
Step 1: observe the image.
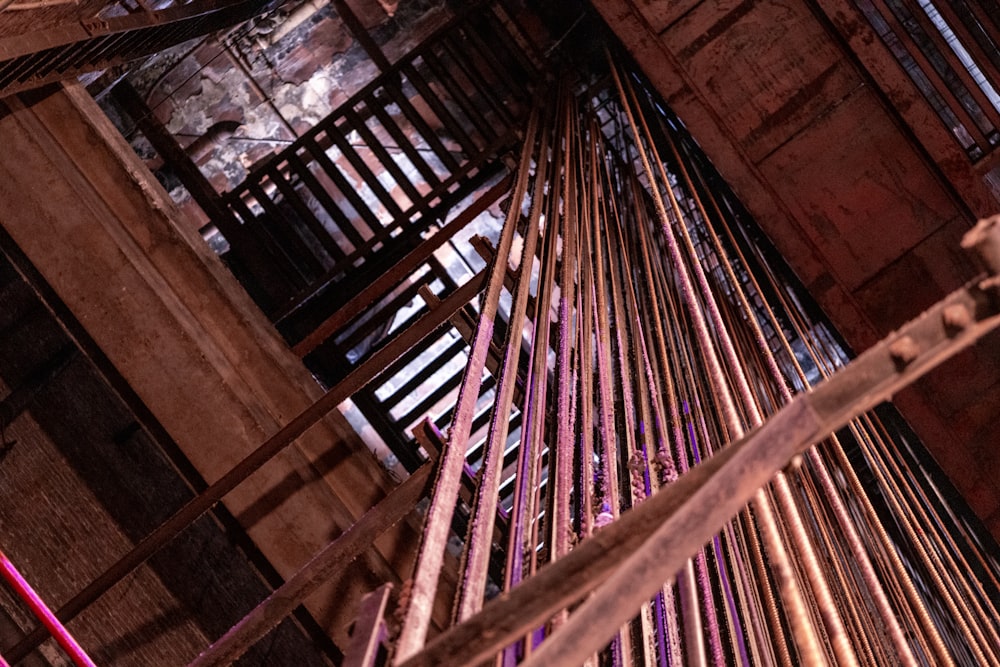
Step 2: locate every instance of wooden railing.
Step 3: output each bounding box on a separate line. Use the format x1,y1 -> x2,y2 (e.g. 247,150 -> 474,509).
212,2 -> 543,479
0,0 -> 279,95
216,3 -> 540,321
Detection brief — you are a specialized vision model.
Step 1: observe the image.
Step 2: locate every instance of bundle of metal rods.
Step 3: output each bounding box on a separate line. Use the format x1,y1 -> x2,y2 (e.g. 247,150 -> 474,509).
393,58 -> 1000,666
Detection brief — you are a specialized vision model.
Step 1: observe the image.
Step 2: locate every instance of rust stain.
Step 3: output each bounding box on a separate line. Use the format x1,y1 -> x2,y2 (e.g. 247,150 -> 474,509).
741,62 -> 846,155
673,0 -> 756,61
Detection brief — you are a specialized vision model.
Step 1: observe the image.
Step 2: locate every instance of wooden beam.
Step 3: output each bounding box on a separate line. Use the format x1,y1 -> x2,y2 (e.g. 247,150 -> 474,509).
3,265 -> 487,662
331,0 -> 391,72
110,81 -> 225,222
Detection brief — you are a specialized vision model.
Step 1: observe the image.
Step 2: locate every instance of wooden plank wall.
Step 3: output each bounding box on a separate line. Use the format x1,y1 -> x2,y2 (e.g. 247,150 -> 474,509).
0,251 -> 331,665
0,82 -> 428,652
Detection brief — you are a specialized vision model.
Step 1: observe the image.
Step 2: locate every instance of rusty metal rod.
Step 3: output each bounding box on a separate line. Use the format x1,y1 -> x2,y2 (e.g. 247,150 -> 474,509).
551,91 -> 579,566
188,464 -> 433,667
393,102 -> 541,661
500,119 -> 559,644
454,109 -> 547,622
399,218 -> 1000,666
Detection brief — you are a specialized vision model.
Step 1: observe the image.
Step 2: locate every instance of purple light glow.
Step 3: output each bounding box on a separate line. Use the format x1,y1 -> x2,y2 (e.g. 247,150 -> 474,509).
0,549 -> 97,667
685,400 -> 751,665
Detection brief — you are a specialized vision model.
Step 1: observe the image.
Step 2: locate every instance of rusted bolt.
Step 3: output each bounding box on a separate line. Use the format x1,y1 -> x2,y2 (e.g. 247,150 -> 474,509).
784,453 -> 804,473
889,335 -> 921,367
943,303 -> 973,332
962,215 -> 1000,275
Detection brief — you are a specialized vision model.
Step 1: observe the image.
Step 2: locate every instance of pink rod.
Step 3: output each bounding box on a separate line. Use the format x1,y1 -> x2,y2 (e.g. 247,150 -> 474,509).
0,549 -> 97,667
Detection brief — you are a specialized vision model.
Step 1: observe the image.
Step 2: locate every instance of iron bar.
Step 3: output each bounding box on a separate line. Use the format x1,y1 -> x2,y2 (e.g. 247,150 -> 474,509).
393,101 -> 541,662
453,100 -> 546,621
188,465 -> 433,667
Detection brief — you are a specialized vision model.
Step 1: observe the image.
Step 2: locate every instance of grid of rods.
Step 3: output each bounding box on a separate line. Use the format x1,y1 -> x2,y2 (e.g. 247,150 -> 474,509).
393,57 -> 1000,666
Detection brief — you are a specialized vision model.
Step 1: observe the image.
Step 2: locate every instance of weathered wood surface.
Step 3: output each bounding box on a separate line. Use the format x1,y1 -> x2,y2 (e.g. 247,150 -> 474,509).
0,82 -> 420,650
593,0 -> 1000,536
0,251 -> 328,665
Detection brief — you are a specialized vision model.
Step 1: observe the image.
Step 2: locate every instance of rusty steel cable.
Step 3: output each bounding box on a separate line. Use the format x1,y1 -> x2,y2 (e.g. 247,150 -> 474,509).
391,59 -> 1000,667
665,99 -> 971,667
393,101 -> 543,661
